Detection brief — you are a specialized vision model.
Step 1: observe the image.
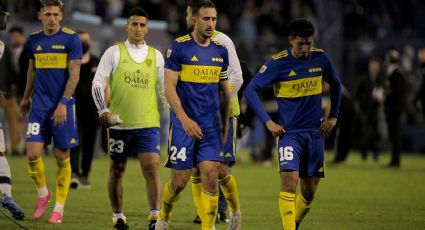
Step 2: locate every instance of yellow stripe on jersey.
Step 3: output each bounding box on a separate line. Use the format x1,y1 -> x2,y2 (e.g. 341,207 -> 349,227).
176,35 -> 191,43
180,64 -> 222,83
272,50 -> 288,60
310,47 -> 324,52
273,76 -> 322,98
34,53 -> 68,69
62,27 -> 76,34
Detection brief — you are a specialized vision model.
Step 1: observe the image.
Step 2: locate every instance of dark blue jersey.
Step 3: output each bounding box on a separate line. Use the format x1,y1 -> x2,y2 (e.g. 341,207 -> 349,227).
244,48 -> 342,133
165,33 -> 229,130
26,27 -> 82,111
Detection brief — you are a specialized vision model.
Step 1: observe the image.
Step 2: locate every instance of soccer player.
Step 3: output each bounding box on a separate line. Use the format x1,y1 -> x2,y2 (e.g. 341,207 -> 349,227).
155,1 -> 231,230
20,0 -> 82,224
186,0 -> 242,228
0,7 -> 25,220
244,19 -> 342,230
91,8 -> 165,230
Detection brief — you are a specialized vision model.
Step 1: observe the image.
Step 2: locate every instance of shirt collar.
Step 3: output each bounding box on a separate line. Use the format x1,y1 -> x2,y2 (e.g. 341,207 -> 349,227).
125,39 -> 146,49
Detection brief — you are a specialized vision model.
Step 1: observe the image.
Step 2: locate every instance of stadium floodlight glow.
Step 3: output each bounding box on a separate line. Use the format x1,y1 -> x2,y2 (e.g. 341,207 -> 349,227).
0,10 -> 8,30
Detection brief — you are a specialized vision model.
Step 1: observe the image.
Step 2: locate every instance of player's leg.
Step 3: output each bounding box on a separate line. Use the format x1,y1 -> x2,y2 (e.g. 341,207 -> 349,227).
191,167 -> 202,222
0,126 -> 25,220
108,129 -> 130,229
198,160 -> 220,230
48,147 -> 71,223
47,104 -> 78,223
295,132 -> 325,229
218,117 -> 241,228
197,128 -> 225,230
278,133 -> 303,230
157,124 -> 195,228
296,176 -> 320,228
26,109 -> 51,219
135,127 -> 162,229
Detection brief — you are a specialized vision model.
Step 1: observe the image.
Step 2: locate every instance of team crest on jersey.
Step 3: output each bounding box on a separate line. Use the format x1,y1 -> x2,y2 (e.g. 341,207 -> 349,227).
166,49 -> 172,58
146,59 -> 152,67
259,65 -> 267,73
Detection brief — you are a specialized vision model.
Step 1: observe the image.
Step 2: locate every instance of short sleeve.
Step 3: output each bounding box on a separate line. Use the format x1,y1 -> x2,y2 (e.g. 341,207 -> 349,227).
67,34 -> 83,60
164,40 -> 181,71
25,38 -> 34,60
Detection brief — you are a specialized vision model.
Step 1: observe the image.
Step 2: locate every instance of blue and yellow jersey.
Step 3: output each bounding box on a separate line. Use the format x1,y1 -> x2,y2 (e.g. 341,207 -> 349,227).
26,27 -> 82,111
165,33 -> 229,130
244,48 -> 342,133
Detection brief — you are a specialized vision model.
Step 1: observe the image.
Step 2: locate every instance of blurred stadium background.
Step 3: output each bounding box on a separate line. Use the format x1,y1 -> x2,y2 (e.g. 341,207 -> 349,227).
1,0 -> 425,229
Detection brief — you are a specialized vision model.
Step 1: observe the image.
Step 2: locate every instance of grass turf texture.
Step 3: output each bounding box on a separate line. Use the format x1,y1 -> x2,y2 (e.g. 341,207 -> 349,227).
1,151 -> 425,229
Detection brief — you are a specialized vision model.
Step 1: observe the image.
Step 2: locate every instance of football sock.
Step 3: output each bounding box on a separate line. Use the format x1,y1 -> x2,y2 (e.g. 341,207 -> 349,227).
295,193 -> 313,224
0,156 -> 12,196
199,187 -> 218,230
55,158 -> 71,205
112,212 -> 126,223
279,191 -> 296,230
191,176 -> 202,214
219,174 -> 240,213
148,209 -> 159,221
53,202 -> 64,215
27,157 -> 48,197
159,181 -> 182,221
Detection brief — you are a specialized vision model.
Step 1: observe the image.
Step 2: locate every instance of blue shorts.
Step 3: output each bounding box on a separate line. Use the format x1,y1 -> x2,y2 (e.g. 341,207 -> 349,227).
108,128 -> 160,162
165,124 -> 223,170
222,117 -> 238,165
26,106 -> 78,149
277,132 -> 325,178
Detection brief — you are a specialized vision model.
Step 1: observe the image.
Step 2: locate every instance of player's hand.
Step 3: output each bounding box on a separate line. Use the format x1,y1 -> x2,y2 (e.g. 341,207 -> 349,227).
52,103 -> 67,126
320,117 -> 337,135
19,98 -> 32,116
0,90 -> 6,107
221,119 -> 229,144
180,115 -> 203,140
265,120 -> 285,137
99,111 -> 112,127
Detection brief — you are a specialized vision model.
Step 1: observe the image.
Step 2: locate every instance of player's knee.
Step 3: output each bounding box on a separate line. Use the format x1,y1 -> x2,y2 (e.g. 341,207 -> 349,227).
301,190 -> 315,202
110,163 -> 125,178
142,163 -> 159,178
218,164 -> 229,179
171,179 -> 188,194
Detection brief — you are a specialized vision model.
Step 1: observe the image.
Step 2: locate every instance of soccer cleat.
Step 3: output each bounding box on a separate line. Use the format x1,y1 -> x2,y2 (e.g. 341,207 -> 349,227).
70,173 -> 80,189
113,218 -> 129,230
149,219 -> 157,230
33,191 -> 51,219
218,211 -> 229,223
48,211 -> 63,224
227,213 -> 241,230
193,214 -> 201,224
154,218 -> 169,230
79,176 -> 92,189
1,194 -> 25,220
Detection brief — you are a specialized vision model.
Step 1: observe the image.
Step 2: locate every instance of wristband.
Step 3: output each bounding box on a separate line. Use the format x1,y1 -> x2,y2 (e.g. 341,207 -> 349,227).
59,96 -> 68,105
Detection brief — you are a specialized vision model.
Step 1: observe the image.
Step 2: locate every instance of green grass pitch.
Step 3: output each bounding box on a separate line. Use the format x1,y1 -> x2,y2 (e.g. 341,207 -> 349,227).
1,150 -> 425,229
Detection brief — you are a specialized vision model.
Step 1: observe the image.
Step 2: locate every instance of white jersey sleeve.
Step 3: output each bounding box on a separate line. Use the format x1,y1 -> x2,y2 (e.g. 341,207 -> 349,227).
92,45 -> 118,115
213,33 -> 243,98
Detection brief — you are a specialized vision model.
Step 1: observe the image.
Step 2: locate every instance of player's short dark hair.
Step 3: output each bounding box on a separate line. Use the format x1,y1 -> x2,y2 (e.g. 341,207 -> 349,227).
9,26 -> 23,34
289,19 -> 314,37
128,7 -> 148,19
40,0 -> 64,9
190,0 -> 216,16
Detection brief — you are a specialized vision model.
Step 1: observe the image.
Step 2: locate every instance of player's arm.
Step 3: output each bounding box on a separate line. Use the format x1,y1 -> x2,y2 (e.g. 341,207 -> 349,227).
217,34 -> 243,98
92,47 -> 115,127
219,77 -> 231,144
20,59 -> 36,116
155,50 -> 168,109
320,53 -> 342,135
164,68 -> 203,140
243,59 -> 285,137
